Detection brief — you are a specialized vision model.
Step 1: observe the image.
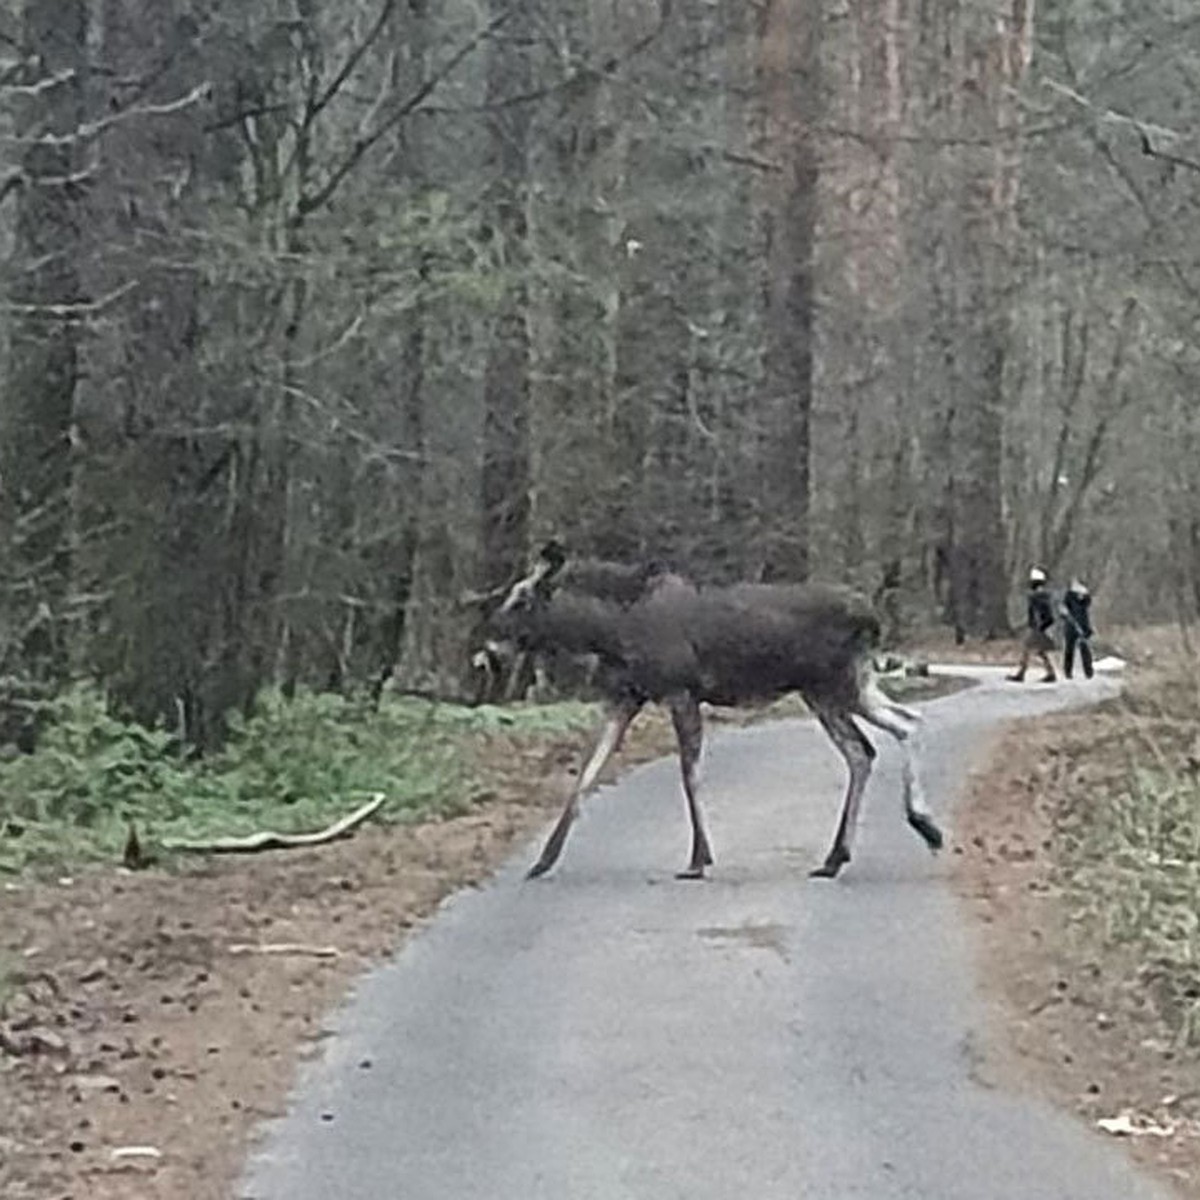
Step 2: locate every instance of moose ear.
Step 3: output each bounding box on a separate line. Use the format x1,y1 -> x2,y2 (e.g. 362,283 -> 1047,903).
538,539 -> 567,580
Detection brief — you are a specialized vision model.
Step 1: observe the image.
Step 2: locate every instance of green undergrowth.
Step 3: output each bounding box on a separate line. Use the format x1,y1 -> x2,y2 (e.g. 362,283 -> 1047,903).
1050,665 -> 1200,1047
0,685 -> 597,875
0,672 -> 955,878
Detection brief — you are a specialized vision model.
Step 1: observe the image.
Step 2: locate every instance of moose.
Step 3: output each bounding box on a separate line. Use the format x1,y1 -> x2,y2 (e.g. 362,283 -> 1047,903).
481,542 -> 944,880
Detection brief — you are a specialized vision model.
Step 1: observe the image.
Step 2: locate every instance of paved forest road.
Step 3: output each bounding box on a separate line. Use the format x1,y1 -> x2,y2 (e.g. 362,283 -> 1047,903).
243,667 -> 1170,1200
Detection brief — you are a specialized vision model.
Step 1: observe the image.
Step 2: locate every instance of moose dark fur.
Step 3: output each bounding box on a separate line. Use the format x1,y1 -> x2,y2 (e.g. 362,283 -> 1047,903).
484,542 -> 943,880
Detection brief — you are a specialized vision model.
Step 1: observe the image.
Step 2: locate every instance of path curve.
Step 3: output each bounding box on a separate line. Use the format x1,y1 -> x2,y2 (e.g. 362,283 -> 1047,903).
242,666 -> 1170,1200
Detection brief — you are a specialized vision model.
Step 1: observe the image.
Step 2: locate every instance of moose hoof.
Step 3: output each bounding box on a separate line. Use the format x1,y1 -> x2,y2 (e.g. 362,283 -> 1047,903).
907,811 -> 944,852
675,865 -> 707,881
526,859 -> 554,880
810,849 -> 850,879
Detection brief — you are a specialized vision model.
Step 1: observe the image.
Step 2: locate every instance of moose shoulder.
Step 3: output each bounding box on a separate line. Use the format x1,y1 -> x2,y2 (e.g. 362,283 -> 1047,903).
481,544 -> 942,881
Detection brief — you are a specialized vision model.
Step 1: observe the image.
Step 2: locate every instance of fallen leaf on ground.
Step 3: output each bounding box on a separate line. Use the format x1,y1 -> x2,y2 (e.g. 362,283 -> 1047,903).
1097,1111 -> 1176,1138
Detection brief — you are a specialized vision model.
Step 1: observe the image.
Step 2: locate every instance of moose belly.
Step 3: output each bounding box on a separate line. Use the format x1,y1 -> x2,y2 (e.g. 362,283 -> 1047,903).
693,647 -> 843,707
695,667 -> 793,708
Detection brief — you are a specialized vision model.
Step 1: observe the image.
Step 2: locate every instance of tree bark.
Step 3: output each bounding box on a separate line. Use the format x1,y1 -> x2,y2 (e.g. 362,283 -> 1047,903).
756,0 -> 819,582
944,0 -> 1034,638
479,1 -> 535,591
373,0 -> 432,695
87,0 -> 216,734
2,0 -> 89,682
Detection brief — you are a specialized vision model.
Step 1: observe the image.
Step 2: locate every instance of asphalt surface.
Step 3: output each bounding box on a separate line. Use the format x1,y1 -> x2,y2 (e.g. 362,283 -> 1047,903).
242,666 -> 1172,1200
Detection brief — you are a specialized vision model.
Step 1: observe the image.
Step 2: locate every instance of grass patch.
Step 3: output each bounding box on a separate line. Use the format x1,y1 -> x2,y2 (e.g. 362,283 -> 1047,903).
0,685 -> 597,876
0,671 -> 959,877
1048,662 -> 1200,1047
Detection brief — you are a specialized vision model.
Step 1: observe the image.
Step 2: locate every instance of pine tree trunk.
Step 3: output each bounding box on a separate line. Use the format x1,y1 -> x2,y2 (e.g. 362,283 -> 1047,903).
756,0 -> 819,582
2,0 -> 88,684
479,1 -> 534,591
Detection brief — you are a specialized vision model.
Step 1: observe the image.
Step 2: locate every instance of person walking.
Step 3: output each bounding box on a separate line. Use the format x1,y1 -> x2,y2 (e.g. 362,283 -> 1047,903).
1061,578 -> 1095,680
1008,566 -> 1057,683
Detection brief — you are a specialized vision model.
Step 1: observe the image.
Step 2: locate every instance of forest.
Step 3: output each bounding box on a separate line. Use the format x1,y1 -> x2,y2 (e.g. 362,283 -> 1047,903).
2,0 -> 1198,749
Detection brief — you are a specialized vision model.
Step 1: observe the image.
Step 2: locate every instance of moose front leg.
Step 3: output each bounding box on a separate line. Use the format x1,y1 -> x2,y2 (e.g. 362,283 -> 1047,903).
668,692 -> 714,879
526,696 -> 643,879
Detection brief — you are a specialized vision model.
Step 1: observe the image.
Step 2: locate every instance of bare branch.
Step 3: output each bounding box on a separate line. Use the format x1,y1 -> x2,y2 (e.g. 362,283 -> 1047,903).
2,279 -> 137,318
390,0 -> 675,119
0,65 -> 74,97
293,11 -> 513,224
310,0 -> 398,124
1138,134 -> 1200,177
1041,74 -> 1200,172
2,81 -> 212,147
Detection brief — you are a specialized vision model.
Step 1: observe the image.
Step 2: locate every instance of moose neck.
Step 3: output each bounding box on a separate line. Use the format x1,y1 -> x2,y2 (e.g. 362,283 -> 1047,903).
561,559 -> 660,605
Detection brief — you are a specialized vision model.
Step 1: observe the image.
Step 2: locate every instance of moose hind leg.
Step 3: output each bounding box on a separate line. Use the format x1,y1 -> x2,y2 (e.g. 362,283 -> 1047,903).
855,700 -> 943,854
900,735 -> 942,851
669,692 -> 713,879
527,698 -> 642,879
810,711 -> 875,879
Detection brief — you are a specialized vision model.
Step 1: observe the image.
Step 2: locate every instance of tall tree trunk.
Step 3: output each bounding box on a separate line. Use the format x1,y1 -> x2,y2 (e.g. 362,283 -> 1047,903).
2,0 -> 88,684
479,1 -> 534,591
374,0 -> 432,693
529,0 -> 626,561
756,0 -> 819,582
947,0 -> 1035,638
89,0 -> 212,733
948,326 -> 1009,636
379,256 -> 429,690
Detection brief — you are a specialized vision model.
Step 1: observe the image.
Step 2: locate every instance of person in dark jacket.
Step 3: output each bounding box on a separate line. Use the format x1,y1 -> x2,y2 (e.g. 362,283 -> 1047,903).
1060,578 -> 1095,680
1008,566 -> 1057,683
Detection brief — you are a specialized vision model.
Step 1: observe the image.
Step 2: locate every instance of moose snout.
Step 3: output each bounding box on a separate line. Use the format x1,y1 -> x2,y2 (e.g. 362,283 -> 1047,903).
471,636 -> 521,682
471,638 -> 509,670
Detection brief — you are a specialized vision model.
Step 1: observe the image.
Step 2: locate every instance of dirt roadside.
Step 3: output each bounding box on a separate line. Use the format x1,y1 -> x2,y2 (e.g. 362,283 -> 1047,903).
954,701 -> 1200,1198
0,717 -> 681,1200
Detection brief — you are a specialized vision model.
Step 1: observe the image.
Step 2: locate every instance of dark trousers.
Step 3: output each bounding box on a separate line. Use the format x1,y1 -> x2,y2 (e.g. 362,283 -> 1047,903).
1010,628 -> 1056,681
1064,630 -> 1093,679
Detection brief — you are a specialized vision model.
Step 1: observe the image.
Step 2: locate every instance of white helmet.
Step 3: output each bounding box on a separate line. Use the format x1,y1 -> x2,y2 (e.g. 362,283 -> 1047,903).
1029,567 -> 1047,584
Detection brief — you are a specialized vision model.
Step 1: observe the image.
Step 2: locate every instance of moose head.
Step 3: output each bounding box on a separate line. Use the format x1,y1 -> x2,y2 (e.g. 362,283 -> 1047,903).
470,541 -> 679,702
469,541 -> 571,701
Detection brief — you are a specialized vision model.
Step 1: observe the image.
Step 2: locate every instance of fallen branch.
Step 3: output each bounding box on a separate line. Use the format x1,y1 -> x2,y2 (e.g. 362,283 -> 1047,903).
162,793 -> 385,855
228,942 -> 341,959
0,1024 -> 71,1058
110,1145 -> 163,1162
